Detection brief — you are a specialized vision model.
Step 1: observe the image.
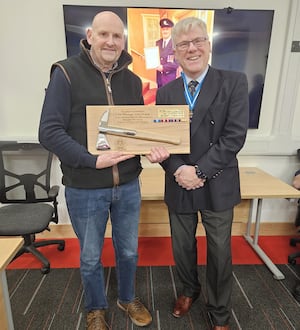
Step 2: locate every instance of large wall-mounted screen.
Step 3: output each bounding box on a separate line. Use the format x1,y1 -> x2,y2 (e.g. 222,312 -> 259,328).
63,5 -> 274,129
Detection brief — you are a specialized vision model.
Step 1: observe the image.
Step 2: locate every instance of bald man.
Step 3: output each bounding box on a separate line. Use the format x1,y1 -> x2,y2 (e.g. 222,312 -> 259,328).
39,11 -> 169,330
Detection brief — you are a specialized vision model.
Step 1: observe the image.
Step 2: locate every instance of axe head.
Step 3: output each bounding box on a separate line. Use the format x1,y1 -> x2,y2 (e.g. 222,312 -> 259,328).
96,110 -> 110,150
99,109 -> 110,128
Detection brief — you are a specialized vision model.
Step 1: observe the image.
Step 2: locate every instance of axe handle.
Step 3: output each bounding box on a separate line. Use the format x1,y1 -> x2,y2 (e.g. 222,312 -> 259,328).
105,129 -> 181,145
133,130 -> 181,145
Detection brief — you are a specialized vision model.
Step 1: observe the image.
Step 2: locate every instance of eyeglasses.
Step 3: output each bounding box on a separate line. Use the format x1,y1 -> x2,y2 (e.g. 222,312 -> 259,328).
175,37 -> 208,51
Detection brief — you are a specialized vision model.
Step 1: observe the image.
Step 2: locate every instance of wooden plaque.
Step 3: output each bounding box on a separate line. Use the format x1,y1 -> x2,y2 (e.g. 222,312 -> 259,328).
86,105 -> 190,155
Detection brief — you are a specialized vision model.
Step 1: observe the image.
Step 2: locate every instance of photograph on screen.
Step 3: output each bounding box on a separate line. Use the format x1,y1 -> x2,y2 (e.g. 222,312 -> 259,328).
63,5 -> 274,129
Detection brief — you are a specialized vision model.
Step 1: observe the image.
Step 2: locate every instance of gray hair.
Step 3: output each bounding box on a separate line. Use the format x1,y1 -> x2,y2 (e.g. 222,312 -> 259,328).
171,17 -> 208,48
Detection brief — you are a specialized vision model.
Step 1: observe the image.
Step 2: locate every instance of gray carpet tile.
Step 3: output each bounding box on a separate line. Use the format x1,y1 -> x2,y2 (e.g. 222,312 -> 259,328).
7,265 -> 300,330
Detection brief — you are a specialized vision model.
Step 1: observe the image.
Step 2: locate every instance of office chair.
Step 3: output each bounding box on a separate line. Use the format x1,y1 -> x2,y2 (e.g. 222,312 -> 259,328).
288,203 -> 300,265
288,149 -> 300,265
0,142 -> 65,274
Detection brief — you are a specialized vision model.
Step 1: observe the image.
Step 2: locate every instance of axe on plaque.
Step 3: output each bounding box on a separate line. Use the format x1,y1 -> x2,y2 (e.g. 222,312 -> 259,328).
96,109 -> 180,150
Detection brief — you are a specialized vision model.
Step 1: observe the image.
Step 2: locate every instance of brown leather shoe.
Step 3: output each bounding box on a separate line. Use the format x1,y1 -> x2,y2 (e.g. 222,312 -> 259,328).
212,325 -> 230,330
172,295 -> 194,318
87,310 -> 108,330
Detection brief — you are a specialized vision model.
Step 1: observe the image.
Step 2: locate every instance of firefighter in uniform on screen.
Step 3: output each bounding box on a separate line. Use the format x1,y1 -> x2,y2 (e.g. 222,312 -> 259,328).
156,18 -> 179,88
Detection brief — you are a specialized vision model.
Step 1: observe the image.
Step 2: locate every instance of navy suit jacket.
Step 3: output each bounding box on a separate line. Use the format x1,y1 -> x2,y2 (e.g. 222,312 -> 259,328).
156,66 -> 249,212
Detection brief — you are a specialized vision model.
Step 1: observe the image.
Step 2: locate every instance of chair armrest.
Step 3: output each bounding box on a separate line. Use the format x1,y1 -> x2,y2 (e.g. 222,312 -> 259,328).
48,185 -> 60,199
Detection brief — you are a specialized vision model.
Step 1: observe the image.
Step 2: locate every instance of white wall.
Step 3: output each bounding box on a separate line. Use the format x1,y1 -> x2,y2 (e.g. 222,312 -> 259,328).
1,0 -> 300,224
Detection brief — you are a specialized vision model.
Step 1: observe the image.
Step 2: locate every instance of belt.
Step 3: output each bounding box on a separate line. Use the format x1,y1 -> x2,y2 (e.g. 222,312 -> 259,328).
112,164 -> 120,186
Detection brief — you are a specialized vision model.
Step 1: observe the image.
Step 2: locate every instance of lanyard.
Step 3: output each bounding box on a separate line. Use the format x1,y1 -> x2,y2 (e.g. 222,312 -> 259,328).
182,71 -> 206,112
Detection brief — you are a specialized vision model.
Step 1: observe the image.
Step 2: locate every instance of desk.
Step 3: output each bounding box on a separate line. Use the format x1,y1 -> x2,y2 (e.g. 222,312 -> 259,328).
239,167 -> 300,280
140,167 -> 300,280
0,237 -> 24,330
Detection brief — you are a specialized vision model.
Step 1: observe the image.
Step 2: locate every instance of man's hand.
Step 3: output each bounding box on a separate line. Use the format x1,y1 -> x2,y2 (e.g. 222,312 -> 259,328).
156,65 -> 164,72
96,152 -> 135,169
174,165 -> 205,190
145,147 -> 170,163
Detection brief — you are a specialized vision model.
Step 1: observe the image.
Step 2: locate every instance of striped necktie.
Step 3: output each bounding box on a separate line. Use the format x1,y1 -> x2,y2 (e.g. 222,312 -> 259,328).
188,80 -> 199,96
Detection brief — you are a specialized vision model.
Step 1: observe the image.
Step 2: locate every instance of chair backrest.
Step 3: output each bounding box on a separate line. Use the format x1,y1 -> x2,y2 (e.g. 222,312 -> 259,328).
0,142 -> 54,204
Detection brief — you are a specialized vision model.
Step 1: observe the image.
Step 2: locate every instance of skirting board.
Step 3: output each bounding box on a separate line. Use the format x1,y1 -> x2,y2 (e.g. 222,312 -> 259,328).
37,222 -> 298,239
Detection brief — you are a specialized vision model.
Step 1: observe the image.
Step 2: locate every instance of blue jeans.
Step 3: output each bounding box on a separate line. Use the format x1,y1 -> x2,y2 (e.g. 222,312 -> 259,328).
65,178 -> 141,311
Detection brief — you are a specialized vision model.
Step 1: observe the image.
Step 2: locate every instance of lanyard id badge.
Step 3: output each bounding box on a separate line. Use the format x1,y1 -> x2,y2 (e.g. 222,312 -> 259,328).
182,71 -> 207,120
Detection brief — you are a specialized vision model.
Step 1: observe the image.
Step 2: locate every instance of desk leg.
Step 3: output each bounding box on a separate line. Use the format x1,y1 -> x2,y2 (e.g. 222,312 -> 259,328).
0,270 -> 14,330
245,199 -> 255,237
243,198 -> 285,280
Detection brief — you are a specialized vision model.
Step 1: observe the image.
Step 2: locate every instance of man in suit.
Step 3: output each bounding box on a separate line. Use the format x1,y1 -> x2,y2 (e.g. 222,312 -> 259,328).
156,18 -> 179,88
156,17 -> 249,330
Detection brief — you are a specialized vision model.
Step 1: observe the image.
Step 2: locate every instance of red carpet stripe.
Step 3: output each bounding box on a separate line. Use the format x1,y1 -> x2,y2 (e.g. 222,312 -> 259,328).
7,236 -> 297,269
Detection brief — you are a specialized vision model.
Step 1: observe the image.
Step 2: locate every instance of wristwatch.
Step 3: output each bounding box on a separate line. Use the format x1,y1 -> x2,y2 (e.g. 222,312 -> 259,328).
194,165 -> 208,180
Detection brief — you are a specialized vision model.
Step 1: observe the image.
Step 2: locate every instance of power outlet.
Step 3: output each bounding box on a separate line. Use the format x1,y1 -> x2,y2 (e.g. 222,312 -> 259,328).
291,41 -> 300,52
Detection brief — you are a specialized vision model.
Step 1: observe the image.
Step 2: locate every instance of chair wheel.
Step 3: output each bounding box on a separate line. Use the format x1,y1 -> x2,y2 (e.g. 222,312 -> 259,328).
41,266 -> 50,274
288,256 -> 297,265
58,242 -> 65,251
290,238 -> 298,247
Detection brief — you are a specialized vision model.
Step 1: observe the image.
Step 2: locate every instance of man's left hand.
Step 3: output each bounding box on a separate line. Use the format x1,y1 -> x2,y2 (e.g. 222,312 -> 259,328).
145,147 -> 170,163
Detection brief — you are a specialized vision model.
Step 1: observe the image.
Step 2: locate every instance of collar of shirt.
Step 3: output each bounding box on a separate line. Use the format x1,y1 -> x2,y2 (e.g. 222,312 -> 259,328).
163,38 -> 171,46
185,65 -> 209,85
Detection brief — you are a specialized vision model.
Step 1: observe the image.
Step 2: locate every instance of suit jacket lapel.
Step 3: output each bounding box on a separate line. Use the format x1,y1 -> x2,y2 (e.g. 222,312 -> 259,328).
190,68 -> 222,137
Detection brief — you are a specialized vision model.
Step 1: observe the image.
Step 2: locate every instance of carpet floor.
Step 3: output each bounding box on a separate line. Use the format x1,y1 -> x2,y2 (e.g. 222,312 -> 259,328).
7,264 -> 300,330
6,236 -> 300,329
